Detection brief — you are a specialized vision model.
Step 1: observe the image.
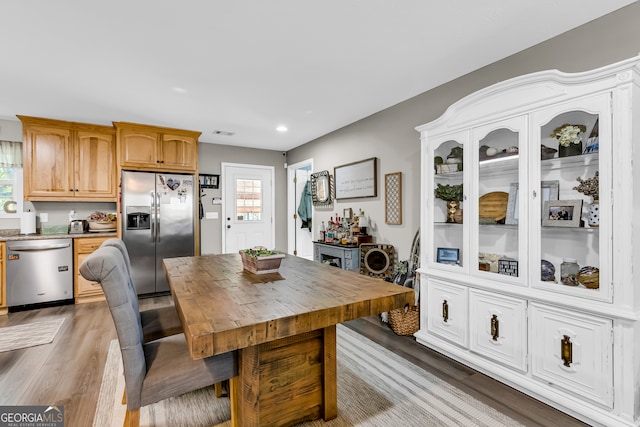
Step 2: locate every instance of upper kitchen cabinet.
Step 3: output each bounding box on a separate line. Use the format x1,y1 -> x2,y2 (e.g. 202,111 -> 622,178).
114,122 -> 200,172
18,116 -> 116,201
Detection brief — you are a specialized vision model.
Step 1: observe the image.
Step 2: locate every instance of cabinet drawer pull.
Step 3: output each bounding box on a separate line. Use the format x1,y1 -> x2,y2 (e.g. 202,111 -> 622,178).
442,300 -> 449,323
561,335 -> 573,367
491,314 -> 499,341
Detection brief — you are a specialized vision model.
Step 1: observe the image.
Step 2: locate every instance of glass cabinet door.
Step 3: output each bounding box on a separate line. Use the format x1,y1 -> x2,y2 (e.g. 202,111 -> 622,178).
531,94 -> 610,301
428,132 -> 468,271
471,117 -> 527,285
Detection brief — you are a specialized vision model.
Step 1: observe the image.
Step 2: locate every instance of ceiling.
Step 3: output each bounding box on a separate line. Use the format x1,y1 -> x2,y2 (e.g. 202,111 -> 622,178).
0,1 -> 636,151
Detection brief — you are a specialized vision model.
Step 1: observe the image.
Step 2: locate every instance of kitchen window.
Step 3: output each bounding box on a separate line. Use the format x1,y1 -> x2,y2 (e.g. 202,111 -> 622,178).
0,167 -> 23,218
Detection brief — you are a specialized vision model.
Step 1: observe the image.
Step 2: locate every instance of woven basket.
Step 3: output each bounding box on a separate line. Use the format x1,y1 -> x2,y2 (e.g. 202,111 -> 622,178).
388,304 -> 419,336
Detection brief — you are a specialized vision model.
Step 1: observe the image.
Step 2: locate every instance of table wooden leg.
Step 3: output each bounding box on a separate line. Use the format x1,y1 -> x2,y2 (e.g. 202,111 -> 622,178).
229,376 -> 239,427
235,327 -> 338,426
321,325 -> 338,420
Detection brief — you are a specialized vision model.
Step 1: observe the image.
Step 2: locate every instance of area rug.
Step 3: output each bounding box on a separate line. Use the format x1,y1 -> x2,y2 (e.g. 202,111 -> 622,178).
0,318 -> 65,353
94,325 -> 524,427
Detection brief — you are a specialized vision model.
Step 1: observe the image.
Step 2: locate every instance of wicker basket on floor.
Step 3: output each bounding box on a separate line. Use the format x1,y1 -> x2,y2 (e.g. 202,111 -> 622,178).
388,304 -> 419,336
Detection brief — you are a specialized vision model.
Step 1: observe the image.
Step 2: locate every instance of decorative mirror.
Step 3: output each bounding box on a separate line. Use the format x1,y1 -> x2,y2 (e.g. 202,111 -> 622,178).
310,170 -> 333,207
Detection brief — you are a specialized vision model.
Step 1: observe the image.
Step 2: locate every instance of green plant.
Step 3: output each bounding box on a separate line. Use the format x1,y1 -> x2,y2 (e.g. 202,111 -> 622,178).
434,183 -> 463,202
242,247 -> 281,257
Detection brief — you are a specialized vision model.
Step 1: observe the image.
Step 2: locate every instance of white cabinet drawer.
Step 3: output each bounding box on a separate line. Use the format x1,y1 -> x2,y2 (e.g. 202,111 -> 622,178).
469,289 -> 527,372
426,279 -> 468,347
530,303 -> 613,408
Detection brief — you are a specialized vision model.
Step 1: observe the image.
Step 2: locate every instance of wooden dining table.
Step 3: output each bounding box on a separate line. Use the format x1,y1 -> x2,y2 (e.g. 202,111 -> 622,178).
163,253 -> 415,427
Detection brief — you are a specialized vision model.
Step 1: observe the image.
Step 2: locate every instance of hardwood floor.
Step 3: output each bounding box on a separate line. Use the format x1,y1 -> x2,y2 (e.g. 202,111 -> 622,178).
0,296 -> 588,427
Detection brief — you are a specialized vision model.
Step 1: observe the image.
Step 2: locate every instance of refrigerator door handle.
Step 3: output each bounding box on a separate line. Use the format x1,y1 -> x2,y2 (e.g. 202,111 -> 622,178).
155,191 -> 161,242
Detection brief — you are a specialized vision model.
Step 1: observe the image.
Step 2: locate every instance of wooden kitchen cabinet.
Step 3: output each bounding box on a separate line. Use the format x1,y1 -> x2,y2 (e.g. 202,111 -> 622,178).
0,242 -> 6,315
114,122 -> 200,172
18,116 -> 116,201
74,237 -> 109,303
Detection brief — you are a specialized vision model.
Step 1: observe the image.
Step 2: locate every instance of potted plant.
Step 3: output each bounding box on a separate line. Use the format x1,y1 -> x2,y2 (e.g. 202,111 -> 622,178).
434,183 -> 463,223
240,246 -> 285,274
550,124 -> 586,157
573,170 -> 599,227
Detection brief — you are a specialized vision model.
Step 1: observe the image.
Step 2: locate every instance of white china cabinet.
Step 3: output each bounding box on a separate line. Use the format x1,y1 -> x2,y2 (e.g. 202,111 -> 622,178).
416,56 -> 640,427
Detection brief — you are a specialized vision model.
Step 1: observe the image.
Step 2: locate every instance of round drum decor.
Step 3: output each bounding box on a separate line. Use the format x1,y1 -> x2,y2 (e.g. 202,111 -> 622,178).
360,244 -> 396,280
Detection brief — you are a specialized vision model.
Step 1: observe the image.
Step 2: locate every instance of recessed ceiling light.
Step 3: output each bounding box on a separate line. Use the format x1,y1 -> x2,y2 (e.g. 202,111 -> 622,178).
172,87 -> 187,94
276,125 -> 288,132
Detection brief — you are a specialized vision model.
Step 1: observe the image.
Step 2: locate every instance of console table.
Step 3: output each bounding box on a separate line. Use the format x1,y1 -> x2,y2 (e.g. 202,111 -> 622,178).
313,241 -> 359,271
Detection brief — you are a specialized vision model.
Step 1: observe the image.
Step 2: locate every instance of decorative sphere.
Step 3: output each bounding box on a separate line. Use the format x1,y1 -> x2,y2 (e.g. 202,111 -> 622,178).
541,259 -> 555,281
486,147 -> 498,157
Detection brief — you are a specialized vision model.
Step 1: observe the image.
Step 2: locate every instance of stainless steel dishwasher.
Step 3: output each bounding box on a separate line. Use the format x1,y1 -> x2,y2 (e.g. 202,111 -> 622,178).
6,238 -> 73,307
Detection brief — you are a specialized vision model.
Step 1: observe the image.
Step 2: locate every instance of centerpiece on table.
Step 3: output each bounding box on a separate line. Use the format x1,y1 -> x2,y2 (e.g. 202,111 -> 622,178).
550,123 -> 586,157
434,183 -> 463,223
240,246 -> 285,274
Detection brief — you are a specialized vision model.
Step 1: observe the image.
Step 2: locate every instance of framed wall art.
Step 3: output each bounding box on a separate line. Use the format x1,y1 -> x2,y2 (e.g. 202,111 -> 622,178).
199,174 -> 220,189
334,157 -> 377,200
542,199 -> 583,227
384,172 -> 402,224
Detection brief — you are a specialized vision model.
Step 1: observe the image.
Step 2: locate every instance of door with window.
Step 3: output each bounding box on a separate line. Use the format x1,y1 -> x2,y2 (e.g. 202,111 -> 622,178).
222,163 -> 275,254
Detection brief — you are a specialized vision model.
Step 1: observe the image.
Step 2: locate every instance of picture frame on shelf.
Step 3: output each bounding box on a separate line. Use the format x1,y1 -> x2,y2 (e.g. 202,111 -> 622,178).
343,208 -> 352,220
542,199 -> 583,227
506,180 -> 559,225
436,247 -> 460,265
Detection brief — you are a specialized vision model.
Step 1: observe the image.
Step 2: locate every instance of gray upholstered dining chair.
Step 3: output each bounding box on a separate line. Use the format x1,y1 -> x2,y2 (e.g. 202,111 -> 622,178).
80,245 -> 237,427
100,238 -> 183,343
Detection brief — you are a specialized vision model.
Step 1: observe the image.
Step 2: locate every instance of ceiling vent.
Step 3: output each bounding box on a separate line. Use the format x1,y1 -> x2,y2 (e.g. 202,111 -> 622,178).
213,130 -> 234,136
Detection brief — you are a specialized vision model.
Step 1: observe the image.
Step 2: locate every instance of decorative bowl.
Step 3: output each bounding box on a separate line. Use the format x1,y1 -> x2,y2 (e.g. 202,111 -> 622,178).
88,221 -> 117,231
577,266 -> 599,289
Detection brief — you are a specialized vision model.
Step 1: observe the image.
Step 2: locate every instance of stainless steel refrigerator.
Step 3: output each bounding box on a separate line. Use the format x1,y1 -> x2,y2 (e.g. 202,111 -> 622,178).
121,171 -> 195,295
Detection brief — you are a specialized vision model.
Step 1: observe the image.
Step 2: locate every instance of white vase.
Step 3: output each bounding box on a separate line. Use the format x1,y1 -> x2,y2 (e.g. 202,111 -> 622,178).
588,200 -> 599,228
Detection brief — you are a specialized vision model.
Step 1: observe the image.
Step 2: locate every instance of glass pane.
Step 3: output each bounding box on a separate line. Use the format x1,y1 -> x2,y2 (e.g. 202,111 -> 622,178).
236,178 -> 262,221
478,128 -> 519,277
540,111 -> 599,290
433,140 -> 463,267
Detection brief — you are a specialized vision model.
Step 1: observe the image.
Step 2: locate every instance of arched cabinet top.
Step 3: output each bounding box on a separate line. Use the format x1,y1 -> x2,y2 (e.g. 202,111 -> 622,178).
416,55 -> 640,136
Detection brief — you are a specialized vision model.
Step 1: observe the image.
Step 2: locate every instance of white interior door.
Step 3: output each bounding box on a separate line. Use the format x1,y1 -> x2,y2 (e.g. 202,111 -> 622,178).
222,163 -> 275,253
294,168 -> 313,259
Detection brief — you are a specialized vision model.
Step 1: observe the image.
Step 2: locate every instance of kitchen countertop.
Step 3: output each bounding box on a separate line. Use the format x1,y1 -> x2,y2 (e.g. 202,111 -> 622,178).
0,230 -> 117,241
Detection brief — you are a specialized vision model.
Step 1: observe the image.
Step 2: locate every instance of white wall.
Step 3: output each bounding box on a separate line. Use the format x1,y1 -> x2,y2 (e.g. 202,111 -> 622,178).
287,1 -> 640,262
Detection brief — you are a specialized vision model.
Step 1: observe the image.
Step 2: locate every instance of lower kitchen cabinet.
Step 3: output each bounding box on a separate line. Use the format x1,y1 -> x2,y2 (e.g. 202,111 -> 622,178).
0,242 -> 6,315
74,237 -> 108,303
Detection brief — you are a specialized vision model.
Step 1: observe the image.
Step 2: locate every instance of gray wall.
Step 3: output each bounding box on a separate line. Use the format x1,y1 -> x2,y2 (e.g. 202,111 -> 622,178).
287,2 -> 640,261
198,142 -> 288,254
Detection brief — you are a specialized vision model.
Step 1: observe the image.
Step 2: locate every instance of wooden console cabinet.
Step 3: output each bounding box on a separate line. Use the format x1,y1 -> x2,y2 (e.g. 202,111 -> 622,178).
313,241 -> 359,271
18,116 -> 116,201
